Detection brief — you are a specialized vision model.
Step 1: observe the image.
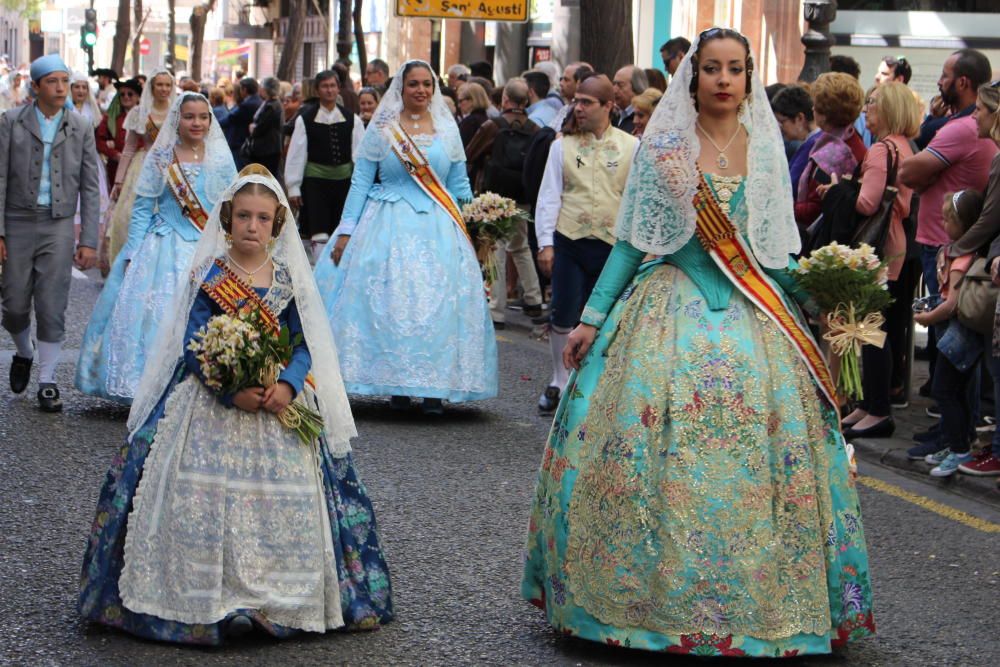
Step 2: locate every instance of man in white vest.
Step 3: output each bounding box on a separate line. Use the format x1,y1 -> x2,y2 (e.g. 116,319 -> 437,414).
534,73 -> 638,412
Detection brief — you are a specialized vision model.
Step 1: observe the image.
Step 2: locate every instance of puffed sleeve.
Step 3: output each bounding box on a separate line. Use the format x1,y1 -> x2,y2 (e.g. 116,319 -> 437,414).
276,299 -> 312,398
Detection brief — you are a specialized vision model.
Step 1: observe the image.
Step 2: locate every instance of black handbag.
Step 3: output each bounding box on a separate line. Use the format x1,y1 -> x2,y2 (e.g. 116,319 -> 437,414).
850,140 -> 900,255
805,140 -> 899,257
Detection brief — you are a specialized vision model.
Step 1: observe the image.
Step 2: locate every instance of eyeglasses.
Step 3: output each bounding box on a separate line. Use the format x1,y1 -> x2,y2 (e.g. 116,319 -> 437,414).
991,80 -> 1000,88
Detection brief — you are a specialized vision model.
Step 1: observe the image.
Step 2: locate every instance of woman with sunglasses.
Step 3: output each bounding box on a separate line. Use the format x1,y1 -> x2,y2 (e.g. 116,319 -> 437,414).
96,79 -> 142,187
521,29 -> 875,656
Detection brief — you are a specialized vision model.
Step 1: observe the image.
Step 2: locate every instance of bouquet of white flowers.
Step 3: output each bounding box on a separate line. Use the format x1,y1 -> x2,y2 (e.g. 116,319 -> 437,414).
794,242 -> 893,400
187,309 -> 324,445
462,192 -> 531,285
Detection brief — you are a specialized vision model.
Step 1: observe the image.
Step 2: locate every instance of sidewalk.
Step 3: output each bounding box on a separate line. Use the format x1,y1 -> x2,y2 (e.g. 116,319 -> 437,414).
500,306 -> 1000,509
850,357 -> 1000,510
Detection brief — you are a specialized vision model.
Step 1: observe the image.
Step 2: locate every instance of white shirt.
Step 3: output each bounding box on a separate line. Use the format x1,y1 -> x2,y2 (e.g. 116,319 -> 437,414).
534,136 -> 640,248
284,104 -> 366,198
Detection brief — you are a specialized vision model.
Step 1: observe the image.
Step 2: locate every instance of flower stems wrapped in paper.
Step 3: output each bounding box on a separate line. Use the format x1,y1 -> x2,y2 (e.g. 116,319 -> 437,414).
187,310 -> 324,445
461,192 -> 531,285
794,242 -> 893,401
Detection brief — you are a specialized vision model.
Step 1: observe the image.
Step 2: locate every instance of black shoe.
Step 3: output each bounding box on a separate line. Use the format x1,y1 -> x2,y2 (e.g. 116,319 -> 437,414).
926,404 -> 941,419
523,303 -> 543,318
37,383 -> 62,413
918,380 -> 932,398
492,321 -> 506,330
9,353 -> 32,394
843,417 -> 895,440
907,439 -> 947,461
913,423 -> 941,443
538,385 -> 561,413
889,388 -> 909,409
225,614 -> 254,638
421,398 -> 444,415
976,416 -> 996,433
389,395 -> 411,411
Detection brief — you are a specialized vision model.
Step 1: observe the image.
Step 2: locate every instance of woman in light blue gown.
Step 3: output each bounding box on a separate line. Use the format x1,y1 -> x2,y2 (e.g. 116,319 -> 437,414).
314,61 -> 497,414
522,30 -> 875,657
76,93 -> 236,404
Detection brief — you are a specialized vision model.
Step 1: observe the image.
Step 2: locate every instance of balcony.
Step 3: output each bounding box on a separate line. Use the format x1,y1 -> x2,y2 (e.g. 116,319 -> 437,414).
274,15 -> 327,43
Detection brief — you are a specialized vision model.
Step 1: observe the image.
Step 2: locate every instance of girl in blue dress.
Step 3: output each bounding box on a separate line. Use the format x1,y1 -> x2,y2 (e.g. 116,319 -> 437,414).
314,61 -> 498,414
79,165 -> 392,644
522,30 -> 875,657
76,93 -> 236,404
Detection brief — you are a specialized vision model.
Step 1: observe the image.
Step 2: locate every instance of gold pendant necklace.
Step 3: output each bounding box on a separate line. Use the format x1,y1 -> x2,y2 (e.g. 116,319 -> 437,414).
227,253 -> 271,283
696,121 -> 742,170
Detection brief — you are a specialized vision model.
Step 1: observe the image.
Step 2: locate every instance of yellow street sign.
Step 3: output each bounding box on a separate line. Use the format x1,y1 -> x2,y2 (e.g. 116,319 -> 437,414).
395,0 -> 529,22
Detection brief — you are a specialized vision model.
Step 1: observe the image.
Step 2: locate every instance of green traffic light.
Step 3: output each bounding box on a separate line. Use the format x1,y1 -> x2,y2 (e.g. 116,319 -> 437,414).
84,32 -> 97,47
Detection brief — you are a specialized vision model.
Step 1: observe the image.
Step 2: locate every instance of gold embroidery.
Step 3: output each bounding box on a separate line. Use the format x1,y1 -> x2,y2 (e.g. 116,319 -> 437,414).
563,264 -> 835,640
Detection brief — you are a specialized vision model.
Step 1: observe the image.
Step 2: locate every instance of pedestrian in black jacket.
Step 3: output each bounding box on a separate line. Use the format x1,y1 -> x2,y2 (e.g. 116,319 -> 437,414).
220,77 -> 262,168
248,77 -> 284,177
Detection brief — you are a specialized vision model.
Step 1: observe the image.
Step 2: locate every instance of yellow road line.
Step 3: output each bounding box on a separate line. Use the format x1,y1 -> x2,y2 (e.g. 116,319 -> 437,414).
858,475 -> 1000,534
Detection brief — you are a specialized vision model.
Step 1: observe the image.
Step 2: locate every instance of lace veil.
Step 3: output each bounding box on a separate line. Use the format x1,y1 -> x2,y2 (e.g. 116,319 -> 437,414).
123,68 -> 175,134
133,92 -> 235,205
70,71 -> 101,127
356,59 -> 464,163
128,169 -> 357,455
614,29 -> 799,268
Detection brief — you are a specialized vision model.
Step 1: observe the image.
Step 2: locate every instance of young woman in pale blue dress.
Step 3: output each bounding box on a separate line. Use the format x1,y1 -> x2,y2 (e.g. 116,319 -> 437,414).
314,61 -> 497,414
521,30 -> 875,657
76,93 -> 236,404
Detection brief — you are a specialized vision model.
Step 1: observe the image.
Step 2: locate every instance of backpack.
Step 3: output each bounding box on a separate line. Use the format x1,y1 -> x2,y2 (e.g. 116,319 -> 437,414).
521,126 -> 557,209
483,115 -> 538,201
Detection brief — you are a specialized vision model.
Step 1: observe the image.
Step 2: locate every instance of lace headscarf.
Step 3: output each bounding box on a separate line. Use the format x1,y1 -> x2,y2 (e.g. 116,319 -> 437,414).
614,29 -> 799,268
133,92 -> 235,205
356,59 -> 465,163
70,71 -> 101,127
123,68 -> 175,134
128,169 -> 357,455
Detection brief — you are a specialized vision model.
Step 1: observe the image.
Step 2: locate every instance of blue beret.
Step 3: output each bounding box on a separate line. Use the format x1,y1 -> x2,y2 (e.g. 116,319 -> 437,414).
30,54 -> 69,82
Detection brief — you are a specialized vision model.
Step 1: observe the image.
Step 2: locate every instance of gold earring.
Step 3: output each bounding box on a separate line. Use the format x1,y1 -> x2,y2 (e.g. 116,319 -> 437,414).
224,231 -> 233,248
267,237 -> 276,252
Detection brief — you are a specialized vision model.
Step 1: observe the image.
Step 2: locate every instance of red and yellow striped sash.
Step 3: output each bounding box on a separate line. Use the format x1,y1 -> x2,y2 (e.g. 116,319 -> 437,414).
201,259 -> 281,333
386,122 -> 472,244
167,154 -> 211,233
201,259 -> 316,389
693,176 -> 838,409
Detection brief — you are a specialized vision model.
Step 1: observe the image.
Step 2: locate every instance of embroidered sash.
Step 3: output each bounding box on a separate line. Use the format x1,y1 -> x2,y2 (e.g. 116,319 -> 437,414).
385,122 -> 471,243
166,154 -> 210,233
201,259 -> 316,389
201,259 -> 281,332
693,176 -> 839,409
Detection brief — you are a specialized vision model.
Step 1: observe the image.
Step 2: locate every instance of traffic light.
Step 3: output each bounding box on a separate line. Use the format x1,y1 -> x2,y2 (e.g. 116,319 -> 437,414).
81,9 -> 97,50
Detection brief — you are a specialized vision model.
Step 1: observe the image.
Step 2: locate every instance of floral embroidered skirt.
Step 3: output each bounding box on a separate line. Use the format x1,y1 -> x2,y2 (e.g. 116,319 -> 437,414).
521,261 -> 875,657
79,369 -> 393,645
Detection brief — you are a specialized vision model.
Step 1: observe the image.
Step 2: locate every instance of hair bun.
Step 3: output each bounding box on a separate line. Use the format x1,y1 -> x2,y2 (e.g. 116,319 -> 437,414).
238,163 -> 276,179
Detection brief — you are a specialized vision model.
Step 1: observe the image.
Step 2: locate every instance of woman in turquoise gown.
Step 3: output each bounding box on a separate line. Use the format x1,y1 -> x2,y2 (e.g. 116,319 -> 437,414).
521,30 -> 875,658
76,93 -> 236,404
313,61 -> 498,412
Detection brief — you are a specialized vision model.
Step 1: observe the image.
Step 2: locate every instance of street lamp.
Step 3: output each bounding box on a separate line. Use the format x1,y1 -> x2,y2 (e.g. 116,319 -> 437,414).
799,0 -> 837,83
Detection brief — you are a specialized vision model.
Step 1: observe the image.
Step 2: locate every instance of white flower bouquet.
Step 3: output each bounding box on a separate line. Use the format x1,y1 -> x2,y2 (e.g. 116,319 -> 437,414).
462,192 -> 531,285
794,242 -> 893,400
187,310 -> 324,445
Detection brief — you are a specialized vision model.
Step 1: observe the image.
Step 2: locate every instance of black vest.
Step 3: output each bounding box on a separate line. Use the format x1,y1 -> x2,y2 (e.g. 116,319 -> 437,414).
302,103 -> 354,166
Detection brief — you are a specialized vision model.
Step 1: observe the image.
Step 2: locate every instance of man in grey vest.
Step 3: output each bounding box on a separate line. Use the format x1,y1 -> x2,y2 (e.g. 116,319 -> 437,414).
0,54 -> 100,411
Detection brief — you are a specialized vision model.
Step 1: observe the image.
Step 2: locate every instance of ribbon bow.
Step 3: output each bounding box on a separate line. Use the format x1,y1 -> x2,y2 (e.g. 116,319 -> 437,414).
823,304 -> 887,356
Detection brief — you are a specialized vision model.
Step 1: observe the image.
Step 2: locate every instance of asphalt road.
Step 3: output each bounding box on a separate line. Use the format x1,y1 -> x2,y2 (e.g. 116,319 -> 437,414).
1,273 -> 999,666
